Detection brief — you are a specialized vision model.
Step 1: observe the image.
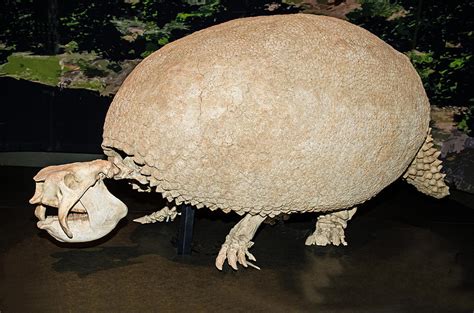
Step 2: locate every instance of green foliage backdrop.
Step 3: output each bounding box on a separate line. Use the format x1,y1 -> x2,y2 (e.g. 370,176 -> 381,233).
349,0 -> 474,105
0,0 -> 472,131
348,0 -> 473,131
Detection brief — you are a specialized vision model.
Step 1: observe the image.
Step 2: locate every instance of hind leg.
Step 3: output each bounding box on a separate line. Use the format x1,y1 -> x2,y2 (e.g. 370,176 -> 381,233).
215,214 -> 266,271
305,207 -> 357,246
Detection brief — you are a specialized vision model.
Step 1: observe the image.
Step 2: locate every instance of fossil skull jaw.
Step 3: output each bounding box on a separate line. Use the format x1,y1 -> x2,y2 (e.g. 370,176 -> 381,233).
30,160 -> 127,243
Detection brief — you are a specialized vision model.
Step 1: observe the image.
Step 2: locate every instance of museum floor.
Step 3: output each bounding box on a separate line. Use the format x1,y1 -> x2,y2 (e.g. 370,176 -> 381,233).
0,166 -> 473,313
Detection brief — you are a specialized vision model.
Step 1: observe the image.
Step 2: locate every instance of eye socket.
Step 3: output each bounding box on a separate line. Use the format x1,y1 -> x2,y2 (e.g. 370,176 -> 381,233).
64,173 -> 80,190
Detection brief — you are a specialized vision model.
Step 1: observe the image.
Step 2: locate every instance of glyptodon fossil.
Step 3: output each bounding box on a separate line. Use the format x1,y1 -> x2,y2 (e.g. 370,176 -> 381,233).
30,14 -> 449,270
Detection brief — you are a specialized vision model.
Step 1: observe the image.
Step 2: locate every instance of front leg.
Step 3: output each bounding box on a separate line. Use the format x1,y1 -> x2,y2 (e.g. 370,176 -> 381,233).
215,214 -> 266,271
305,207 -> 357,246
133,206 -> 179,224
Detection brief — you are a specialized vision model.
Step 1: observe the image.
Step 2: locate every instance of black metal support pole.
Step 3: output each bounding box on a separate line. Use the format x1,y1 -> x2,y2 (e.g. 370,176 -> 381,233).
177,205 -> 195,255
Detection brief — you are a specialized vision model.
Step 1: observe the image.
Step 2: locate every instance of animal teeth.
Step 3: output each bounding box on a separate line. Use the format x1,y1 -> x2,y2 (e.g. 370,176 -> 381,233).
70,207 -> 87,213
67,212 -> 88,221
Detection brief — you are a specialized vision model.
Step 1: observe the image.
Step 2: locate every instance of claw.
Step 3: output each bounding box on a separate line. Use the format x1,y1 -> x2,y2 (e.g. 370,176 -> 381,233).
215,244 -> 228,271
238,249 -> 248,268
214,214 -> 265,271
246,262 -> 261,270
228,252 -> 238,270
246,251 -> 257,262
215,259 -> 224,271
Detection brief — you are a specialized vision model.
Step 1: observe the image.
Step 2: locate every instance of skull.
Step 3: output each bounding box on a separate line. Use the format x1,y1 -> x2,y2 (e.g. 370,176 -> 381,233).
29,160 -> 127,243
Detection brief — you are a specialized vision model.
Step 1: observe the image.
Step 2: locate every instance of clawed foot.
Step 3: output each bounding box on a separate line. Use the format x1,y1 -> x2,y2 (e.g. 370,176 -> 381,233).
305,207 -> 357,247
305,221 -> 347,246
215,214 -> 265,271
215,236 -> 260,270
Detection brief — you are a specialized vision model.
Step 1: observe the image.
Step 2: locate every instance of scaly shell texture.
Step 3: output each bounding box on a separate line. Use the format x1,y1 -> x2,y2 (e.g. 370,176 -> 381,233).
102,14 -> 431,217
403,129 -> 450,198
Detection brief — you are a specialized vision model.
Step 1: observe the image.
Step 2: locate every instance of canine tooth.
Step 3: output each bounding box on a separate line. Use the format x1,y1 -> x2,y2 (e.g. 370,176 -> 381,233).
58,205 -> 73,238
58,198 -> 77,239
